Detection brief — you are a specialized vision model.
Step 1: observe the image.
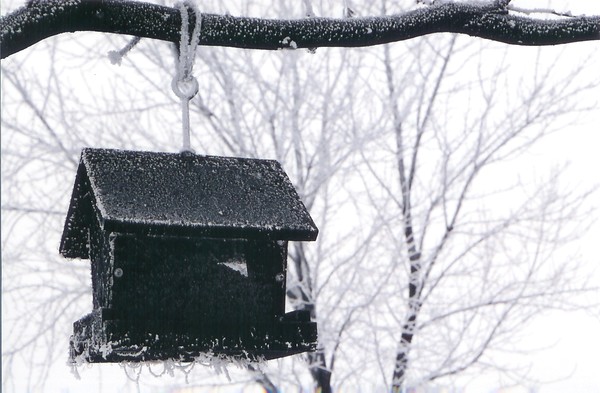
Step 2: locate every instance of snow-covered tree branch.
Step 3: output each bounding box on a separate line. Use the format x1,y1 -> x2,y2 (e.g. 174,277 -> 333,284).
1,0 -> 600,59
2,1 -> 600,392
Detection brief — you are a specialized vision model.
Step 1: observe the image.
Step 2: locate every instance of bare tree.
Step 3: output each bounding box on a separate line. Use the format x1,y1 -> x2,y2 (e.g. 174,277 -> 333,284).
1,2 -> 379,391
368,31 -> 598,391
1,1 -> 599,393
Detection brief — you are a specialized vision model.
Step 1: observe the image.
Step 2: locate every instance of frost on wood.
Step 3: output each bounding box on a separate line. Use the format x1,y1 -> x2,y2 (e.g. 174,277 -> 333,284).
68,309 -> 305,362
61,148 -> 318,363
2,0 -> 599,58
61,148 -> 318,242
70,343 -> 268,382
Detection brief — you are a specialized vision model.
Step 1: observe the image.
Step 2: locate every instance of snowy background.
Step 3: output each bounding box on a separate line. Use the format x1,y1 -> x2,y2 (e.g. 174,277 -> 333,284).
1,0 -> 599,392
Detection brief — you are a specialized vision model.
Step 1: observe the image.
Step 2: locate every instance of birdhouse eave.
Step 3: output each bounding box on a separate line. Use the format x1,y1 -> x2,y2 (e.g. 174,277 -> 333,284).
59,148 -> 319,258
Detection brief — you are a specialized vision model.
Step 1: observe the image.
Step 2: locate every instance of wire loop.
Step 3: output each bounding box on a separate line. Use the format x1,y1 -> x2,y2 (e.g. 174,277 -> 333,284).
171,77 -> 199,101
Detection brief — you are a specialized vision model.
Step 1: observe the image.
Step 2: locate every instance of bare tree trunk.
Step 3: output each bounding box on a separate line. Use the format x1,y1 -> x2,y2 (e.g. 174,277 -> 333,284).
308,351 -> 332,393
389,118 -> 424,392
385,31 -> 456,390
288,243 -> 333,393
248,365 -> 280,392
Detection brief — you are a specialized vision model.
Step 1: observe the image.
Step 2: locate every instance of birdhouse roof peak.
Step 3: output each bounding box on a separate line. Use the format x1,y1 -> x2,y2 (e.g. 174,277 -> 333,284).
60,148 -> 317,258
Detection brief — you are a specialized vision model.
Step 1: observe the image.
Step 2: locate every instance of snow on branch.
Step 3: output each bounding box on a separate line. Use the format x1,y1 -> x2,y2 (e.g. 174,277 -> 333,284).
1,0 -> 599,59
507,5 -> 574,18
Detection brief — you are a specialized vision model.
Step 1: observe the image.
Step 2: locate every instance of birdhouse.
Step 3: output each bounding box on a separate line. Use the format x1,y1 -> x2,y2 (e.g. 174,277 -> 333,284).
60,148 -> 318,363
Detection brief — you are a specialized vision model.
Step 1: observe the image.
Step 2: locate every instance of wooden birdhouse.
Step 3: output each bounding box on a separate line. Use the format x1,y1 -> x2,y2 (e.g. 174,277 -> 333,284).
60,148 -> 318,363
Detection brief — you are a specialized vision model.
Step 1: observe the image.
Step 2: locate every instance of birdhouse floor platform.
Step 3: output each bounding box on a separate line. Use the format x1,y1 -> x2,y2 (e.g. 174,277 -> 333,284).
70,308 -> 317,363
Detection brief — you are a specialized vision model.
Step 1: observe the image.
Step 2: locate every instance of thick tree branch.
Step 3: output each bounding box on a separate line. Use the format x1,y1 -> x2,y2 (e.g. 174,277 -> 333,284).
2,0 -> 599,59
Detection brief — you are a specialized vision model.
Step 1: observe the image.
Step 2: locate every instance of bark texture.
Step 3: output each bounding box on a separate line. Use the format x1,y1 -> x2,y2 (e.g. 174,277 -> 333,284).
2,0 -> 599,59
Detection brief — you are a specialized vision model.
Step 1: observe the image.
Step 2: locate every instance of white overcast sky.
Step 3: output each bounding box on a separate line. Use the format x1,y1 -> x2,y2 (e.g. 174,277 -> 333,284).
466,3 -> 600,393
1,1 -> 599,392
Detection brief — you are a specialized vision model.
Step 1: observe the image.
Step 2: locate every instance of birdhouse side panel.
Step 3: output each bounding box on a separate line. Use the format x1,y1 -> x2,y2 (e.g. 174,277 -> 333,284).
108,235 -> 279,334
89,225 -> 114,310
60,165 -> 94,259
245,240 -> 288,319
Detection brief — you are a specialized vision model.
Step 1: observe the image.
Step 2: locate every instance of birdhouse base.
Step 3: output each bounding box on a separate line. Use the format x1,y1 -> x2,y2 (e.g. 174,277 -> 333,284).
69,308 -> 317,363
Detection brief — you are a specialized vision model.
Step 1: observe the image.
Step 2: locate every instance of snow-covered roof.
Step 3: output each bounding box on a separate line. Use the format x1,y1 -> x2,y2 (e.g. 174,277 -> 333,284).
60,148 -> 318,259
